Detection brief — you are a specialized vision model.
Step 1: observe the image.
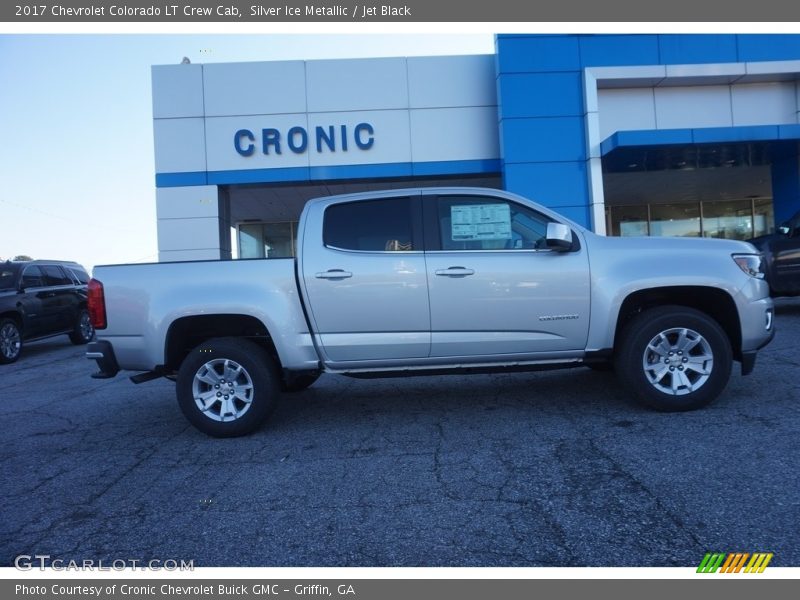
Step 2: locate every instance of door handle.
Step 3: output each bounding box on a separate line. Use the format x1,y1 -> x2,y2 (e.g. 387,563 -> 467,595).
434,267 -> 475,277
315,269 -> 353,280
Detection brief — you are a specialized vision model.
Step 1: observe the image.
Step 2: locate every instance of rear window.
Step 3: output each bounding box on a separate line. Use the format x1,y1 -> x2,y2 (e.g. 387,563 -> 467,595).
323,197 -> 415,252
67,267 -> 89,284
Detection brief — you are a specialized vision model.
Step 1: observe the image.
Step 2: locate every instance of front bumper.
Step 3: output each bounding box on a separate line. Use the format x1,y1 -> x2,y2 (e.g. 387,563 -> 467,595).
737,292 -> 775,375
86,340 -> 120,379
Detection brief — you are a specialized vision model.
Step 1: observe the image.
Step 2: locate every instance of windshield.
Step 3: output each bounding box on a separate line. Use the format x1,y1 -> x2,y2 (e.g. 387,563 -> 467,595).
0,266 -> 19,290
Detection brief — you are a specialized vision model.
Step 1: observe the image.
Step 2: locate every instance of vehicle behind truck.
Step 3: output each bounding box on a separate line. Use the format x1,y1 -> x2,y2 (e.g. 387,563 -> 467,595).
87,188 -> 775,437
748,208 -> 800,297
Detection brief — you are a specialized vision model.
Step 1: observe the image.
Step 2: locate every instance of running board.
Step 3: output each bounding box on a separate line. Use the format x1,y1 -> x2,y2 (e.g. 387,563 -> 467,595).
130,368 -> 168,384
340,359 -> 583,379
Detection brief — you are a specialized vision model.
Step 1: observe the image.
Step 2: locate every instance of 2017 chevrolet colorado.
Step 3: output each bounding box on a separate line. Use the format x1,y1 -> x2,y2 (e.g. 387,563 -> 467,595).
86,188 -> 775,437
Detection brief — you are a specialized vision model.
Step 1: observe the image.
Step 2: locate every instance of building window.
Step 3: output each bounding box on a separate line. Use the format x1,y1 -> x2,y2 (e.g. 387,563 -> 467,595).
650,203 -> 701,238
702,200 -> 753,240
607,199 -> 774,239
609,205 -> 649,237
237,222 -> 298,259
753,199 -> 774,237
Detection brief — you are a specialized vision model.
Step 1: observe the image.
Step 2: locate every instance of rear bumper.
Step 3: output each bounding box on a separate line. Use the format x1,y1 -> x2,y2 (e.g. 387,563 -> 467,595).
86,340 -> 120,379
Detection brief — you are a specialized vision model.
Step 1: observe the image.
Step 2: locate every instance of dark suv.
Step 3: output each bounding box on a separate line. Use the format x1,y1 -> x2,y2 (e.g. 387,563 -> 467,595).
749,209 -> 800,297
0,260 -> 94,364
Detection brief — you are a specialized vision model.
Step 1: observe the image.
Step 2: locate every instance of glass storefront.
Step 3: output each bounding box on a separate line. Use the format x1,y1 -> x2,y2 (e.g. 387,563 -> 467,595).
607,198 -> 775,239
650,203 -> 701,238
238,222 -> 299,258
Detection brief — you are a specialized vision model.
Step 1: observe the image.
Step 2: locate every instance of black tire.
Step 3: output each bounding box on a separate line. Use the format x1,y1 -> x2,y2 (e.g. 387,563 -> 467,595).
69,308 -> 94,345
0,318 -> 22,364
282,373 -> 320,393
176,337 -> 281,437
614,305 -> 732,412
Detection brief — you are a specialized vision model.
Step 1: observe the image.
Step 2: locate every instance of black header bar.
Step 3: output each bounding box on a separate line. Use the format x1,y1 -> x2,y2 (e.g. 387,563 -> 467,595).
4,0 -> 800,22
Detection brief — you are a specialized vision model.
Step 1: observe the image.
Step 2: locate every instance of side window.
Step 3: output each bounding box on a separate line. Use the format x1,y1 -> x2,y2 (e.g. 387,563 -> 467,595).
0,268 -> 18,290
435,196 -> 552,251
41,265 -> 71,286
324,197 -> 415,252
21,266 -> 44,288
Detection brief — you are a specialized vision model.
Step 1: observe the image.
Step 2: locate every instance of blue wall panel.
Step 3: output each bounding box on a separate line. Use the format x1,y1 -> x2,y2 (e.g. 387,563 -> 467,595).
504,161 -> 589,208
657,35 -> 738,65
771,152 -> 800,225
496,35 -> 581,74
501,117 -> 587,164
496,34 -> 800,233
546,204 -> 592,228
498,72 -> 584,119
579,35 -> 660,67
736,35 -> 800,62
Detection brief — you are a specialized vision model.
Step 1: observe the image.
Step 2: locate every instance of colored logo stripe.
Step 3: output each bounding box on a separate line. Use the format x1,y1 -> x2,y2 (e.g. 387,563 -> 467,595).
697,553 -> 726,573
697,552 -> 773,573
744,553 -> 773,573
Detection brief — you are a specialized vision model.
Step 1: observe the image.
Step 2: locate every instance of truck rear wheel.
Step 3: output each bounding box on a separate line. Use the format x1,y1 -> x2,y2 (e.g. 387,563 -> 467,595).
615,306 -> 732,412
176,337 -> 280,437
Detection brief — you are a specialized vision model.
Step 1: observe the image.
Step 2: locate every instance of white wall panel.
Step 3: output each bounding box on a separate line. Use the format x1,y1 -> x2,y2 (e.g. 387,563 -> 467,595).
307,111 -> 412,167
157,217 -> 221,252
156,186 -> 219,219
154,55 -> 500,177
153,118 -> 206,173
159,249 -> 223,262
409,107 -> 499,163
205,114 -> 311,172
203,61 -> 307,116
731,82 -> 797,126
654,86 -> 732,129
597,88 -> 656,140
407,55 -> 496,108
306,58 -> 409,113
151,65 -> 204,119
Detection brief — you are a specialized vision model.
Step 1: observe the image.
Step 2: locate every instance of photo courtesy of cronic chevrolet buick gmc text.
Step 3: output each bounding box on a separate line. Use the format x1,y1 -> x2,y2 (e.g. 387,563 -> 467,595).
0,260 -> 94,364
86,188 -> 776,437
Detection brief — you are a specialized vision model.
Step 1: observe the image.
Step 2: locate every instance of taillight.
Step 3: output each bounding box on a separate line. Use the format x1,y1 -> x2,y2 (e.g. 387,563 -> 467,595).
88,278 -> 107,329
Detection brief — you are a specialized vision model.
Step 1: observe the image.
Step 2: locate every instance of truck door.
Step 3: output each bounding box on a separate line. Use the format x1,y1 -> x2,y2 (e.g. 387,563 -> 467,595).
423,193 -> 591,358
300,194 -> 430,363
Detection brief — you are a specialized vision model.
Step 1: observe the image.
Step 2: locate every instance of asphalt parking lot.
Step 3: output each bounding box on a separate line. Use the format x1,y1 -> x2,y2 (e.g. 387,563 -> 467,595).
2,299 -> 799,568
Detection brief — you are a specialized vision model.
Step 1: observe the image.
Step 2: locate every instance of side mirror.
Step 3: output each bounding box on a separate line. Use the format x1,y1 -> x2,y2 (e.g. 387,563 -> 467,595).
545,222 -> 573,251
778,224 -> 791,236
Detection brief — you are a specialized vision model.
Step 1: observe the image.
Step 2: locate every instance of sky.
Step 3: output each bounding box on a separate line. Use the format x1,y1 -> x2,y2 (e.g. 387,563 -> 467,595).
0,33 -> 494,271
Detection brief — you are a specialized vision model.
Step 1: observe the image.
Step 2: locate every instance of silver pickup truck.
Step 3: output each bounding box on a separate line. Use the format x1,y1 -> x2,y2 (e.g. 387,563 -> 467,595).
87,187 -> 775,437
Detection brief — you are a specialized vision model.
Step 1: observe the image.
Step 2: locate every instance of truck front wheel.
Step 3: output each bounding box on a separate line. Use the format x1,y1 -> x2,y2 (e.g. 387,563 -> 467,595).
615,306 -> 732,412
176,337 -> 280,437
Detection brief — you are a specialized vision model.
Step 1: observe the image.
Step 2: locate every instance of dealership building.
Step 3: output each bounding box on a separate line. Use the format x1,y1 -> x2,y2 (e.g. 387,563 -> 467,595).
152,34 -> 800,261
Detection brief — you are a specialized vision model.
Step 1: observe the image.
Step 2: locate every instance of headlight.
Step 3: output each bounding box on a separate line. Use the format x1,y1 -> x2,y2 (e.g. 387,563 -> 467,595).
732,254 -> 765,279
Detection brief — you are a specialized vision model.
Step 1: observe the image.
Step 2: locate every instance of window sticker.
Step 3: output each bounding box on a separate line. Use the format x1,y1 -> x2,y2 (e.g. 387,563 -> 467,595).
450,204 -> 512,241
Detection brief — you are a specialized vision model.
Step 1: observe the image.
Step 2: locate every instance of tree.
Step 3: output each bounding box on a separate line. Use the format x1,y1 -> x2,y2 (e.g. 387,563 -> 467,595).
12,255 -> 33,261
